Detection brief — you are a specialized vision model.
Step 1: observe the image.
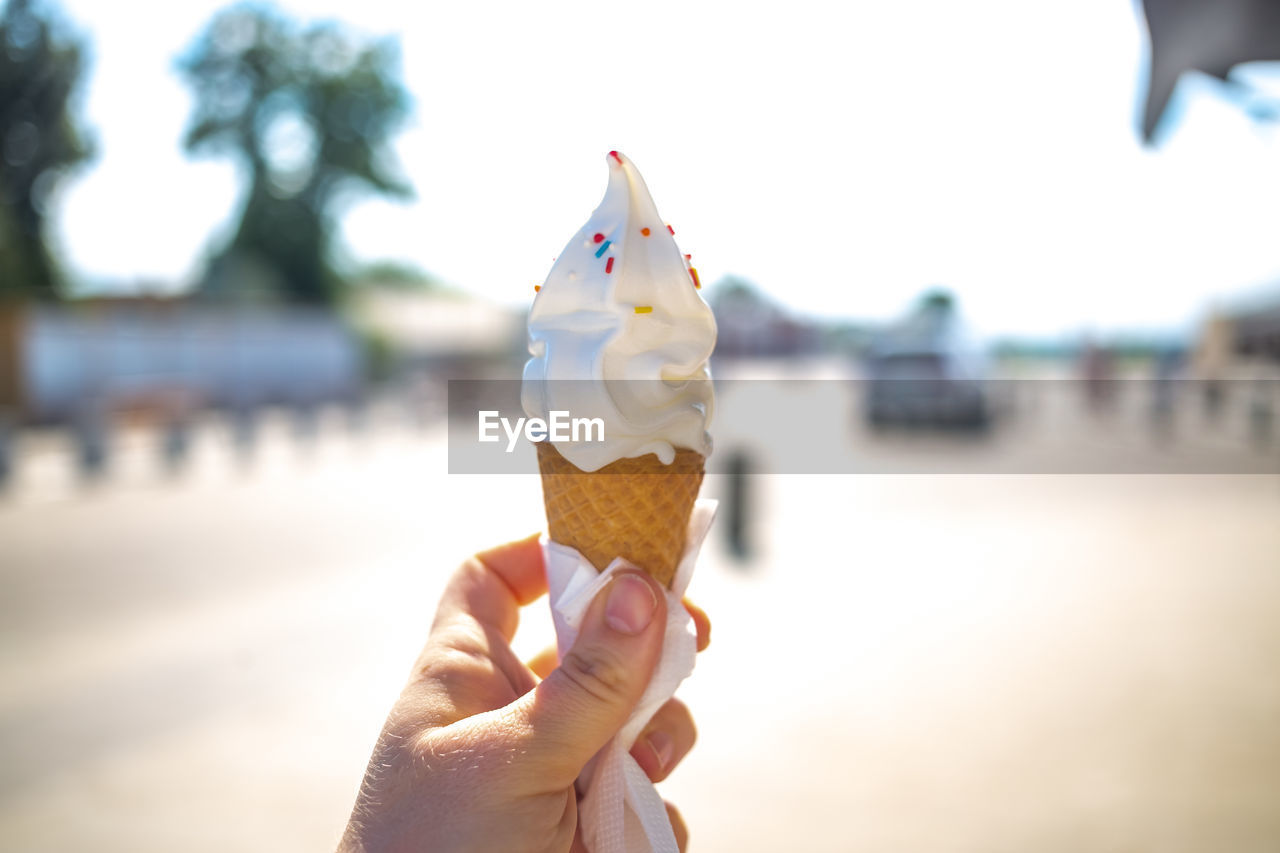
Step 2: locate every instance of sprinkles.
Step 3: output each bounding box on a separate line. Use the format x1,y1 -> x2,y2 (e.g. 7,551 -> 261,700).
634,306 -> 653,314
593,233 -> 604,243
667,225 -> 675,234
605,257 -> 614,273
689,268 -> 701,289
609,150 -> 623,163
534,285 -> 541,292
641,227 -> 651,236
595,240 -> 611,258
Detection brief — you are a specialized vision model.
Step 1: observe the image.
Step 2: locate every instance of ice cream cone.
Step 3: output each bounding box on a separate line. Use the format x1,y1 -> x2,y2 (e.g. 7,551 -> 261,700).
536,441 -> 703,588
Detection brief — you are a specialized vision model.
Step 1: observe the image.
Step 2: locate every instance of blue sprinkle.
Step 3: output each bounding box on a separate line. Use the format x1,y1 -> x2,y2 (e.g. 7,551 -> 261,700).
595,240 -> 611,258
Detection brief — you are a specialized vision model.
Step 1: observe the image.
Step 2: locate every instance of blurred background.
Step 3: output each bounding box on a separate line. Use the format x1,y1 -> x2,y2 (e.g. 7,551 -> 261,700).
1,0 -> 1279,850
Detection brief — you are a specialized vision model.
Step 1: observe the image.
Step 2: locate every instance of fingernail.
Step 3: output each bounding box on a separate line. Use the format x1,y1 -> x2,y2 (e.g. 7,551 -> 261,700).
645,729 -> 674,771
604,574 -> 658,635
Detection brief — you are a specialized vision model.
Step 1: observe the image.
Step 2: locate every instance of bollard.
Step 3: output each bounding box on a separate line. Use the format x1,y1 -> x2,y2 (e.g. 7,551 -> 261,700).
1250,394 -> 1274,451
231,405 -> 257,462
73,406 -> 109,481
293,401 -> 318,444
162,416 -> 192,474
0,412 -> 12,490
722,448 -> 754,566
346,391 -> 369,435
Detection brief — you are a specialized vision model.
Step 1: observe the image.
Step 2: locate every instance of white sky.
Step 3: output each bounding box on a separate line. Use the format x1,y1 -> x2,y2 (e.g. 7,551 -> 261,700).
48,0 -> 1280,337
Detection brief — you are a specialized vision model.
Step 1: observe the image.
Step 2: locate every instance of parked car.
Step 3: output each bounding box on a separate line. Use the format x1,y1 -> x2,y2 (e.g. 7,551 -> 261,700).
865,348 -> 990,428
863,293 -> 991,429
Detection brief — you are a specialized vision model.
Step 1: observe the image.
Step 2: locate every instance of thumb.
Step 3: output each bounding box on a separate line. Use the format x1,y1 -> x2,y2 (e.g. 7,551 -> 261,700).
510,570 -> 666,788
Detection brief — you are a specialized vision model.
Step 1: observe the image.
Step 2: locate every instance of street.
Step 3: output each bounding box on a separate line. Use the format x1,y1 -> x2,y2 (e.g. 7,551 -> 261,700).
1,396 -> 1278,852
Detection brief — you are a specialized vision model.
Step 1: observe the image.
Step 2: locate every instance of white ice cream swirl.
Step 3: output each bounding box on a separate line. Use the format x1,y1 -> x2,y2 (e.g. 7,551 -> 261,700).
522,151 -> 716,472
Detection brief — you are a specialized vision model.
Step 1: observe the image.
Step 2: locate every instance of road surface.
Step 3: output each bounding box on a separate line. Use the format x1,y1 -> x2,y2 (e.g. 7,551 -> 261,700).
1,398 -> 1278,851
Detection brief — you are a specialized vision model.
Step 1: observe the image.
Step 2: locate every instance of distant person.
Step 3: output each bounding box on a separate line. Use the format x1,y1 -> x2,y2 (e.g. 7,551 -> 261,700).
1080,341 -> 1117,415
1246,358 -> 1278,450
1149,347 -> 1182,439
338,535 -> 708,852
1191,314 -> 1233,424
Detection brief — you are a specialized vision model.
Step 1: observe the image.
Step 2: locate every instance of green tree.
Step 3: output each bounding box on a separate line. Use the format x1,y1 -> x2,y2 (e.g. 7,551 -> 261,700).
0,0 -> 93,301
918,287 -> 955,315
177,4 -> 412,305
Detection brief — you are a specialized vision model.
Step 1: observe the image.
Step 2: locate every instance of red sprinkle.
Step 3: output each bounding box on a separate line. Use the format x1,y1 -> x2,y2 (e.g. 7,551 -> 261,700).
609,150 -> 622,163
593,233 -> 604,243
684,254 -> 692,260
689,267 -> 701,289
667,224 -> 675,234
605,257 -> 614,274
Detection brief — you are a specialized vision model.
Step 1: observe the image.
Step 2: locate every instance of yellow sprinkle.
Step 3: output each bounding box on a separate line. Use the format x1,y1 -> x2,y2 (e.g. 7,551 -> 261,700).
634,306 -> 653,314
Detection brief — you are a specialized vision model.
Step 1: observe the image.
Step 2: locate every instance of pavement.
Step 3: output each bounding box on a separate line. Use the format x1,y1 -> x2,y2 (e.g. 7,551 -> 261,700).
1,395 -> 1278,852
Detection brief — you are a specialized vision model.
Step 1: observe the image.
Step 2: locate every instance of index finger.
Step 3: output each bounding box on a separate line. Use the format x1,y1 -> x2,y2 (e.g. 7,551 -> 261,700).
432,533 -> 547,641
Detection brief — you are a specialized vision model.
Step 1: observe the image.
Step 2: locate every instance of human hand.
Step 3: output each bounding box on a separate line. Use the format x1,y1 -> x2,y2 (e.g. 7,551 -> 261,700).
338,534 -> 710,853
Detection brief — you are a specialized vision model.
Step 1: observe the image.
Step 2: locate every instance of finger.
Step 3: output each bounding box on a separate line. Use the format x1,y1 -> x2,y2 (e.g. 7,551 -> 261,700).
526,644 -> 558,680
475,534 -> 548,604
683,598 -> 711,652
506,570 -> 667,789
432,533 -> 545,642
630,697 -> 697,783
667,802 -> 689,852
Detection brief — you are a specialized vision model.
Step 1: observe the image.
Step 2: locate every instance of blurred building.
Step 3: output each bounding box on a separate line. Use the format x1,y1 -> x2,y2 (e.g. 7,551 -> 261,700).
347,286 -> 525,377
1194,291 -> 1280,375
0,297 -> 362,427
707,279 -> 820,358
1231,299 -> 1280,362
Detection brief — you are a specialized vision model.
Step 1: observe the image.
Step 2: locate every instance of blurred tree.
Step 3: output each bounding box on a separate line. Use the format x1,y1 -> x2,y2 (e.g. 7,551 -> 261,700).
177,4 -> 412,305
917,287 -> 955,315
0,0 -> 94,301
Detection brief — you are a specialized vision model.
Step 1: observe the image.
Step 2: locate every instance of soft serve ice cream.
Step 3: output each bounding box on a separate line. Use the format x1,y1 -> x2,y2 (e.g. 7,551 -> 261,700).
522,151 -> 716,472
526,153 -> 718,853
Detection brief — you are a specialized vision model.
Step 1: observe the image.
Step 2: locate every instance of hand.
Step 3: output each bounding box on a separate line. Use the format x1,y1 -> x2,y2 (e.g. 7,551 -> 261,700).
339,534 -> 711,853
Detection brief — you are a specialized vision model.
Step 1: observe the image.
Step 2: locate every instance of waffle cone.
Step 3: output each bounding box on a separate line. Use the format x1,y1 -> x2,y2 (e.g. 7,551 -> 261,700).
536,442 -> 704,587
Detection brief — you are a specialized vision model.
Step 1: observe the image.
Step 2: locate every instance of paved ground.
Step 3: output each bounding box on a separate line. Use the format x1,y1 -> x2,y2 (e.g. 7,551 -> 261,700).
1,395 -> 1278,852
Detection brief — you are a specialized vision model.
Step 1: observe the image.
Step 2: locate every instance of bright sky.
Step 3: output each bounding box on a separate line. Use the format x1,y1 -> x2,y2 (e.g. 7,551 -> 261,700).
48,0 -> 1280,337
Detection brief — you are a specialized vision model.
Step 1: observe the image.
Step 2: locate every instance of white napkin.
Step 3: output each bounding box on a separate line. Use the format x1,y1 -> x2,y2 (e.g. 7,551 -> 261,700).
543,499 -> 717,853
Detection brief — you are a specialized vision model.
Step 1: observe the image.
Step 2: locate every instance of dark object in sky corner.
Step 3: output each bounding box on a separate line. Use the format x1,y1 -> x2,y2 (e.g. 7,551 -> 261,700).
1139,0 -> 1280,143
